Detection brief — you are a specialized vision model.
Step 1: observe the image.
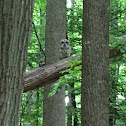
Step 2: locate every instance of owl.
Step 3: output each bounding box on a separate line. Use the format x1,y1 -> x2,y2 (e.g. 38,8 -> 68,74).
60,39 -> 71,59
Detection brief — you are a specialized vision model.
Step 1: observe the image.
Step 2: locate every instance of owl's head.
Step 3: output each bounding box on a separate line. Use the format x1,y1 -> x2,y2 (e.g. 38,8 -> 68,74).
61,39 -> 70,48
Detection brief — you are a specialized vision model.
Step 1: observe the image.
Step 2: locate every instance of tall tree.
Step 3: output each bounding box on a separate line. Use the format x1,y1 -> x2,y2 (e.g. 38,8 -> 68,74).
81,0 -> 110,126
43,0 -> 66,126
0,0 -> 35,125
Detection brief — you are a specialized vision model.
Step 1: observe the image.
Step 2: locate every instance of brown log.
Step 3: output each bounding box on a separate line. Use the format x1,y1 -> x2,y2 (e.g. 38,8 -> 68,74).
24,48 -> 125,92
109,48 -> 124,59
24,56 -> 80,92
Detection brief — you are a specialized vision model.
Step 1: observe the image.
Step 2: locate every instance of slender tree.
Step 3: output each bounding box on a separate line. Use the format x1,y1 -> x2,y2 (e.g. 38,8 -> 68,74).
81,0 -> 110,126
43,0 -> 66,125
67,93 -> 73,126
0,0 -> 35,125
71,83 -> 78,126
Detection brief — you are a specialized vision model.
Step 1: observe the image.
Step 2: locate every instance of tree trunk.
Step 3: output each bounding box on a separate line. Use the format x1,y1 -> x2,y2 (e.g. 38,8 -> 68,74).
0,0 -> 34,125
71,83 -> 78,126
43,0 -> 66,126
81,0 -> 109,126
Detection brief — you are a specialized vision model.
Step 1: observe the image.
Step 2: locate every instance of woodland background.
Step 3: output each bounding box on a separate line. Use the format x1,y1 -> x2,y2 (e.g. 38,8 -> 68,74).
0,0 -> 126,126
20,0 -> 126,126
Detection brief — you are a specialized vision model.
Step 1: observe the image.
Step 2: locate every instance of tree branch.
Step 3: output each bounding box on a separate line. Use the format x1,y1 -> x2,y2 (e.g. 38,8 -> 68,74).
32,22 -> 45,57
24,48 -> 125,92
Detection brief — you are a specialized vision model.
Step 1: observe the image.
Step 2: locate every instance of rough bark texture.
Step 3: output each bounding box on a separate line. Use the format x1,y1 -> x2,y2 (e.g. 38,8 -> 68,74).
0,0 -> 34,125
82,0 -> 109,126
43,0 -> 66,126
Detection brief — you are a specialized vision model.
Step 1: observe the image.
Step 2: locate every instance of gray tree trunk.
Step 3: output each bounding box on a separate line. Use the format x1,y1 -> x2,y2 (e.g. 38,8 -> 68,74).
43,0 -> 66,126
81,0 -> 109,126
0,0 -> 34,125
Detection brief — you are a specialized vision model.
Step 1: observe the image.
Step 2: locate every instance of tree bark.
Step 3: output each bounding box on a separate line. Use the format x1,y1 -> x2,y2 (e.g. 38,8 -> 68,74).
82,0 -> 109,126
43,0 -> 66,126
0,0 -> 34,125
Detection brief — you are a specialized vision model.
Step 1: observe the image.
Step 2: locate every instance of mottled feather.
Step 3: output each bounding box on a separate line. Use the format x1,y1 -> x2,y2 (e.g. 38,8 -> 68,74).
60,39 -> 71,59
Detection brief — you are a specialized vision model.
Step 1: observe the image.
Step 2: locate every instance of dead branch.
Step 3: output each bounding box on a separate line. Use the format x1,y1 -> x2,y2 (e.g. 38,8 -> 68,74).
24,48 -> 125,92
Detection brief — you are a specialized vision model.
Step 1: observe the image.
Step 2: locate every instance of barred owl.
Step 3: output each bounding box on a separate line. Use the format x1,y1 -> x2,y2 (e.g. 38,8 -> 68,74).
60,39 -> 71,59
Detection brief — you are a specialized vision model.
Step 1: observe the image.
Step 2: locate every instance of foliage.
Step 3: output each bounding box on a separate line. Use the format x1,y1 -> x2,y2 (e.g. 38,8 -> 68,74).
27,0 -> 46,70
20,0 -> 126,125
109,0 -> 126,125
110,0 -> 126,36
20,89 -> 44,126
20,0 -> 46,125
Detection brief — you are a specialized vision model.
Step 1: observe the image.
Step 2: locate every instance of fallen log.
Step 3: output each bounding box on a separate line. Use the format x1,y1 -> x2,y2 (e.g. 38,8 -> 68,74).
24,56 -> 80,92
24,48 -> 125,92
